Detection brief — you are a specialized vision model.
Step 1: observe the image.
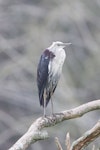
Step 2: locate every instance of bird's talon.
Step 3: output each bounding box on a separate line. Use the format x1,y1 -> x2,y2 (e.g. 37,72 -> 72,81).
51,113 -> 56,117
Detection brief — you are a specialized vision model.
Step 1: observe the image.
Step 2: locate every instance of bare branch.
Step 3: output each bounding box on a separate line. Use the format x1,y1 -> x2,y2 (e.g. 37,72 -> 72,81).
65,132 -> 71,150
55,137 -> 63,150
9,130 -> 49,150
9,100 -> 100,150
92,145 -> 95,150
70,120 -> 100,150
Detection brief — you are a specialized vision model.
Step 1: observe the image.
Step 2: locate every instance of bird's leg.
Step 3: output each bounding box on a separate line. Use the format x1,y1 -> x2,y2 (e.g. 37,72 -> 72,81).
43,103 -> 46,117
51,96 -> 54,116
43,90 -> 46,117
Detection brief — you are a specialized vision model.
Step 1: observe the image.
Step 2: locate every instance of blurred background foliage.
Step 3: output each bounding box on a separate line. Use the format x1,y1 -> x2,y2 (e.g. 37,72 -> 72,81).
0,0 -> 100,149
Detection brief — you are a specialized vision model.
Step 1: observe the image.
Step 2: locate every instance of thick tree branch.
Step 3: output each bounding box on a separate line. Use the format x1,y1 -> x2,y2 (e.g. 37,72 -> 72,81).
70,120 -> 100,150
9,100 -> 100,150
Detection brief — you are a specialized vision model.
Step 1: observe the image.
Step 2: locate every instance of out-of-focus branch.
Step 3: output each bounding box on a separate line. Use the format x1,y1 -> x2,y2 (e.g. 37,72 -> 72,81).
70,120 -> 100,150
55,137 -> 63,150
66,132 -> 71,150
9,100 -> 100,150
55,121 -> 100,150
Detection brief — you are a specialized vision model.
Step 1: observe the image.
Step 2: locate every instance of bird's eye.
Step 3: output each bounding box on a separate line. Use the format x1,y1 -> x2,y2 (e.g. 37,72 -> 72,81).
57,44 -> 60,46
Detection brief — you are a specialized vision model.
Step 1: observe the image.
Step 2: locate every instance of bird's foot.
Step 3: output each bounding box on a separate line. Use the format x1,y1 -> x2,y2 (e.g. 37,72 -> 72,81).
42,114 -> 50,119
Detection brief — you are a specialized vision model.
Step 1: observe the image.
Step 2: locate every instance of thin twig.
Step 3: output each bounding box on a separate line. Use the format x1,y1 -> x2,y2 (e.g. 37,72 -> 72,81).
92,145 -> 95,150
55,137 -> 63,150
65,132 -> 71,150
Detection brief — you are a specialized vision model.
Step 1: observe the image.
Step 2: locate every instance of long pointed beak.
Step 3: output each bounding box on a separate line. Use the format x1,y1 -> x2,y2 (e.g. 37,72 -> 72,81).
63,42 -> 72,46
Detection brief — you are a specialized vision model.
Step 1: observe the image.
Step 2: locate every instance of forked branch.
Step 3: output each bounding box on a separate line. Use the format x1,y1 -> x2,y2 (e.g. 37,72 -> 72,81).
9,100 -> 100,150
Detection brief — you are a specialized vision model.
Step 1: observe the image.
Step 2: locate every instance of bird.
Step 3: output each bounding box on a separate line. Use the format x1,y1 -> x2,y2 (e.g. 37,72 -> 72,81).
37,41 -> 71,117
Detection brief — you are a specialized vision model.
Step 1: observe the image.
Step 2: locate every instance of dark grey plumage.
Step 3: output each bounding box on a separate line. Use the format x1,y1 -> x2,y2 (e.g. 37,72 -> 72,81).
37,49 -> 55,107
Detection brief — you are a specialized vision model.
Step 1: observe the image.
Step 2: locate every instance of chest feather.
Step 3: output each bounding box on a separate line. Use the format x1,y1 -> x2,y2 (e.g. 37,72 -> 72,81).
48,50 -> 66,76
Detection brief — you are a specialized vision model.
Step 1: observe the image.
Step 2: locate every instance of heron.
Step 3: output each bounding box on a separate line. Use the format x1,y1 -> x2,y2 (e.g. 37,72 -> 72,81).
37,41 -> 71,117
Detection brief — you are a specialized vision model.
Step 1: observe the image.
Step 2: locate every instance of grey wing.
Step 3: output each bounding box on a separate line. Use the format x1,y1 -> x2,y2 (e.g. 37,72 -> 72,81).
45,70 -> 60,106
37,54 -> 49,106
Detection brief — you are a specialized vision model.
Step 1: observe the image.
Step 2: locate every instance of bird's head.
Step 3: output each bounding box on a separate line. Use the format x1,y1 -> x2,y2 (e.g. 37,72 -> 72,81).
48,41 -> 71,52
